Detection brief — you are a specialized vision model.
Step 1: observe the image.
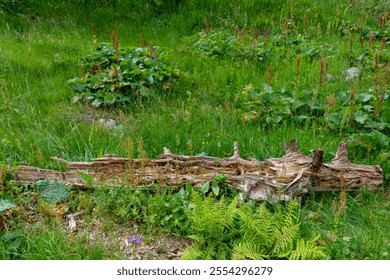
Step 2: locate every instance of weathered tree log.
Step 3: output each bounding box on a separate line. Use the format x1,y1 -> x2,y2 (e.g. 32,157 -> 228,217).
8,140 -> 383,201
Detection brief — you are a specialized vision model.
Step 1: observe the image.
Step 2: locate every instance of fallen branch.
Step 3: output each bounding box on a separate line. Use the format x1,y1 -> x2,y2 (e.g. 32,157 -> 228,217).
9,140 -> 383,201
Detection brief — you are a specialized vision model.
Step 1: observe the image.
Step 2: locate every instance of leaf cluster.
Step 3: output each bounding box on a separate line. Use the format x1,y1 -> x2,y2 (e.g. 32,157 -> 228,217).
186,30 -> 269,63
186,30 -> 336,64
68,43 -> 180,107
34,179 -> 71,204
182,192 -> 326,260
238,83 -> 389,166
93,185 -> 191,235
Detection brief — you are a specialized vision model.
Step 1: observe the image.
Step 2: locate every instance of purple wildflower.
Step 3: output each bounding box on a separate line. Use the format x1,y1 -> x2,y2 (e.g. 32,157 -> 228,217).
128,236 -> 142,244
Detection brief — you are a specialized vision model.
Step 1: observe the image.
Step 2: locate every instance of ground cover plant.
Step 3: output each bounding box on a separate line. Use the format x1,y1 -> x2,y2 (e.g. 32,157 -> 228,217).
0,0 -> 389,260
68,41 -> 180,107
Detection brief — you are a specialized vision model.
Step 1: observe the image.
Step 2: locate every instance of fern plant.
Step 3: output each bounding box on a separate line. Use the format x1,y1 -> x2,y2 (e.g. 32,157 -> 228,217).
233,201 -> 326,260
182,191 -> 240,260
182,192 -> 326,260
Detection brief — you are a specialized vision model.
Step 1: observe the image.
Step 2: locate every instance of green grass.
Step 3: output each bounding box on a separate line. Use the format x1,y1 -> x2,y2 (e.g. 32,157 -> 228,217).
0,222 -> 117,260
301,190 -> 390,260
0,0 -> 389,260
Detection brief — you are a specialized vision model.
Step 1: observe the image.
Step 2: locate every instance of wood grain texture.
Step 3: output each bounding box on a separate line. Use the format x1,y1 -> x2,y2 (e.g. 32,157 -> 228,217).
9,140 -> 383,201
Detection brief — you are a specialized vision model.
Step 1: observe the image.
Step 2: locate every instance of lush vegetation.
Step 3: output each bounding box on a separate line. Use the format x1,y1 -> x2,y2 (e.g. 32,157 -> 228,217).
68,42 -> 180,107
0,0 -> 389,260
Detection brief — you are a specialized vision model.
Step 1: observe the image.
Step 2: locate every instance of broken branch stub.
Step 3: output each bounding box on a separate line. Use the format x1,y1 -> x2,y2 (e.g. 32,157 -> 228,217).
10,140 -> 383,201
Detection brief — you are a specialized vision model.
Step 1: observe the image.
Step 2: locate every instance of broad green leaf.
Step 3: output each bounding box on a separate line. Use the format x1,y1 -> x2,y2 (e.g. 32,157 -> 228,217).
380,106 -> 390,123
363,105 -> 373,112
0,199 -> 16,212
0,229 -> 25,241
212,186 -> 220,196
148,75 -> 154,84
342,247 -> 350,255
356,93 -> 372,103
35,179 -> 71,203
201,182 -> 210,193
71,95 -> 81,104
325,112 -> 342,129
377,152 -> 390,164
91,99 -> 103,107
353,110 -> 369,124
337,91 -> 349,106
139,85 -> 150,97
69,82 -> 86,93
104,93 -> 116,105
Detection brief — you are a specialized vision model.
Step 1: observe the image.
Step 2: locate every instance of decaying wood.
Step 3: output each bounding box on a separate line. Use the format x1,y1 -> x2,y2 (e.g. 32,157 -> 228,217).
9,140 -> 383,201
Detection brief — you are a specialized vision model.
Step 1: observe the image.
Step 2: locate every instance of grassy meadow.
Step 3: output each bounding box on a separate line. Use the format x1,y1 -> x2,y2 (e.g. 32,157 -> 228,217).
0,0 -> 389,260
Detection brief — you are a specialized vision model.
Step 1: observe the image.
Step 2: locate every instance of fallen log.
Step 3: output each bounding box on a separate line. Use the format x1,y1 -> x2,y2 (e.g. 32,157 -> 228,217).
8,140 -> 383,201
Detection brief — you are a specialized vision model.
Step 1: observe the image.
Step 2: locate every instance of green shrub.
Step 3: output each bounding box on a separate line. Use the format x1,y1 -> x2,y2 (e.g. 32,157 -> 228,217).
68,42 -> 180,107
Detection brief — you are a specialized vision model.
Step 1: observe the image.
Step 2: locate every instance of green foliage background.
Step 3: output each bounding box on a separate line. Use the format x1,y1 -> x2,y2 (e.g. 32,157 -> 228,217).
0,0 -> 389,260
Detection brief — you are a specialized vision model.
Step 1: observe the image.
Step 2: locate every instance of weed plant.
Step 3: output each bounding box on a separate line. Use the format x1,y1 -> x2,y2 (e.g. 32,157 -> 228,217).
69,41 -> 180,107
93,185 -> 191,236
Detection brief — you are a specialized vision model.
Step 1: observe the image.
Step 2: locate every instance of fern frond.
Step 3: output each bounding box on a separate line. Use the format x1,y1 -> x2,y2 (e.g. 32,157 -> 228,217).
226,195 -> 239,225
272,224 -> 300,257
201,242 -> 217,260
189,189 -> 205,209
232,241 -> 269,260
187,234 -> 205,243
284,200 -> 299,227
289,238 -> 326,260
181,244 -> 204,260
238,204 -> 274,246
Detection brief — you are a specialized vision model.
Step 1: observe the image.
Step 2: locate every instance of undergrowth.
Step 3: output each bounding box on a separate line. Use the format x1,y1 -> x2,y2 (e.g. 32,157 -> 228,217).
182,192 -> 326,260
69,41 -> 180,107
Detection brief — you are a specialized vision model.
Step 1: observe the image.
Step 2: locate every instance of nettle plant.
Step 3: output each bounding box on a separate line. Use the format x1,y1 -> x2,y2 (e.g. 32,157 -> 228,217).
68,42 -> 180,107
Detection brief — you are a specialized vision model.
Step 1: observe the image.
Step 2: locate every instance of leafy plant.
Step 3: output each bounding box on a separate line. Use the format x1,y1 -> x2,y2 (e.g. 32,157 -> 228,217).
238,83 -> 389,169
186,29 -> 269,63
0,199 -> 16,230
34,179 -> 71,204
0,229 -> 26,259
200,174 -> 232,198
93,185 -> 192,235
182,191 -> 326,260
237,83 -> 323,126
324,89 -> 390,132
68,42 -> 180,107
0,199 -> 16,214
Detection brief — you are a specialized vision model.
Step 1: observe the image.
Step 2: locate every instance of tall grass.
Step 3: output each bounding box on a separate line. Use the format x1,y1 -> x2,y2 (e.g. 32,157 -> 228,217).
0,0 -> 389,260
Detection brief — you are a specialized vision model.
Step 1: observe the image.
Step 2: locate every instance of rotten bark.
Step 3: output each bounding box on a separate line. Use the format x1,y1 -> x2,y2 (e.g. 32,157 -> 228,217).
9,140 -> 383,201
